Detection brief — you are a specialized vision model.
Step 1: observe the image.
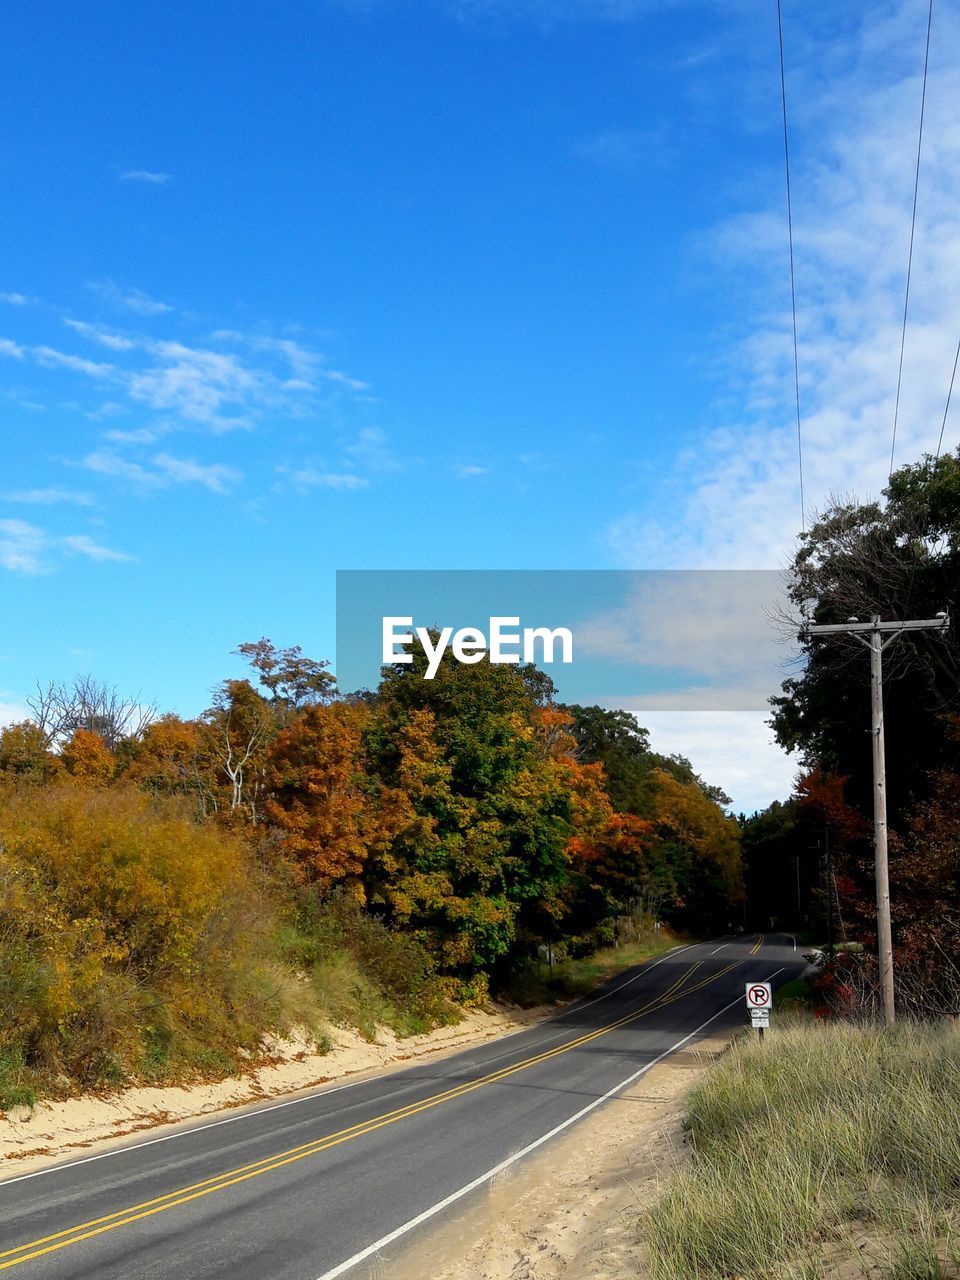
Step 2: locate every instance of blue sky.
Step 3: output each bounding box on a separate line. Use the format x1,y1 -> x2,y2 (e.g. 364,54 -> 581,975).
2,1 -> 959,810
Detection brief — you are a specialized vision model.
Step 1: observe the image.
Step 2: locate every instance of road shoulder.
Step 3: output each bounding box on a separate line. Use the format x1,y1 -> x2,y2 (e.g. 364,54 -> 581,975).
0,1001 -> 554,1178
382,1030 -> 736,1280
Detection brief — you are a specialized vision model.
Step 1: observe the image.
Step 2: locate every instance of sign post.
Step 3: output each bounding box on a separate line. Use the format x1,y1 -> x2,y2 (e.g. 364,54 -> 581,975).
745,981 -> 773,1041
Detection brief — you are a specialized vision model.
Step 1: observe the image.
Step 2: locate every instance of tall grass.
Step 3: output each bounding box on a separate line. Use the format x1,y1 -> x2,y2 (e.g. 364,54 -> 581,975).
644,1020 -> 960,1279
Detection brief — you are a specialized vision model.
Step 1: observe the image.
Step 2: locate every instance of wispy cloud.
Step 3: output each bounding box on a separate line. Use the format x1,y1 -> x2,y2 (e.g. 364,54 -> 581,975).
64,319 -> 136,351
81,451 -> 162,489
0,519 -> 131,574
60,534 -> 133,563
88,280 -> 172,316
120,169 -> 171,185
4,488 -> 95,507
607,2 -> 960,570
452,463 -> 491,477
0,520 -> 46,573
81,450 -> 242,494
34,346 -> 114,378
152,453 -> 241,493
275,465 -> 369,493
0,292 -> 29,306
0,339 -> 25,359
214,331 -> 369,392
346,427 -> 402,472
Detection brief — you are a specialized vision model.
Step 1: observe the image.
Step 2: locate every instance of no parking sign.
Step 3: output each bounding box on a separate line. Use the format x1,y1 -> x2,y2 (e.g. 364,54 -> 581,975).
746,981 -> 772,1035
745,982 -> 772,1010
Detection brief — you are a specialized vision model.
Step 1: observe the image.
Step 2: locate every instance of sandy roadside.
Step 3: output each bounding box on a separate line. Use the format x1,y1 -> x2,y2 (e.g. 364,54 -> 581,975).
0,1002 -> 554,1176
379,1030 -> 736,1280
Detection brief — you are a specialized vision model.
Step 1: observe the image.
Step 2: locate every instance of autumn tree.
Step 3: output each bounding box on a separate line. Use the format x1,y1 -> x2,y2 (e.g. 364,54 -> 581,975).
61,729 -> 116,785
205,679 -> 276,820
648,768 -> 744,929
235,638 -> 335,722
118,715 -> 219,815
265,702 -> 370,891
27,676 -> 153,750
0,721 -> 60,782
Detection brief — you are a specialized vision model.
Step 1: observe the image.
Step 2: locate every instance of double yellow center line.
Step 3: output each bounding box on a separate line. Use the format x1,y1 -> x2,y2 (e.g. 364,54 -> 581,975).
0,936 -> 763,1270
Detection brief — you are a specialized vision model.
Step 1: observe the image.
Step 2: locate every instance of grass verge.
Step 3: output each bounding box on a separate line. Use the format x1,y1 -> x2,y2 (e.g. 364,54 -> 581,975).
505,927 -> 684,1006
643,1019 -> 960,1279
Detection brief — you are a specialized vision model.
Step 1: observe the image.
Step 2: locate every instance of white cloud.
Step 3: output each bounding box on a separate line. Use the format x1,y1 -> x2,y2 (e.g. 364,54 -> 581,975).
603,704 -> 798,814
103,427 -> 163,445
606,5 -> 960,571
0,520 -> 47,573
4,313 -> 368,441
453,463 -> 491,477
152,453 -> 241,493
0,695 -> 30,727
0,520 -> 130,574
276,465 -> 369,492
4,488 -> 95,507
346,427 -> 402,472
576,571 -> 789,709
81,451 -> 163,489
126,342 -> 263,430
64,319 -> 136,351
0,292 -> 28,306
81,449 -> 241,495
88,281 -> 172,316
61,534 -> 134,563
33,345 -> 115,378
120,169 -> 171,185
214,330 -> 369,392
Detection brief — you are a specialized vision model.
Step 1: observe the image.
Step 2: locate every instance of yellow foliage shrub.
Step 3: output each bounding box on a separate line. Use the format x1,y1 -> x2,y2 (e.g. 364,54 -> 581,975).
0,783 -> 304,1095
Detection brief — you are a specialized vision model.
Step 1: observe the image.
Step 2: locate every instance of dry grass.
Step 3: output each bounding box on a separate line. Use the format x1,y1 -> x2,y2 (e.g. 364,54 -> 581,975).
643,1019 -> 960,1279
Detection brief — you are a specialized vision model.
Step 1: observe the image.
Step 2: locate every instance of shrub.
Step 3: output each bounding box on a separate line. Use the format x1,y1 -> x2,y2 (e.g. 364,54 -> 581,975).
0,782 -> 303,1092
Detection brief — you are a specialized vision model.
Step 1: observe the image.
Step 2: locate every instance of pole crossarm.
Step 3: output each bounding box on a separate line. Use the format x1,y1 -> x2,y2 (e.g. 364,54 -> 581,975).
803,616 -> 949,637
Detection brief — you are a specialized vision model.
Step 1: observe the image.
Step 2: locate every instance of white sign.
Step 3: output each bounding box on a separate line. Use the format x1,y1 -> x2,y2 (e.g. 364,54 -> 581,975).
750,1008 -> 770,1028
745,982 -> 772,1011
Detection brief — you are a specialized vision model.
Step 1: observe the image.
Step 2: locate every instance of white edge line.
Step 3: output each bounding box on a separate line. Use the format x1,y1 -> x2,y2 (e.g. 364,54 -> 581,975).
709,942 -> 731,955
0,939 -> 711,1190
0,1076 -> 372,1189
313,965 -> 788,1280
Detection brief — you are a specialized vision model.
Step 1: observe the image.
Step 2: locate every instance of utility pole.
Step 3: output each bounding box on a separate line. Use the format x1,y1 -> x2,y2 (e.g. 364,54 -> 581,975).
801,613 -> 949,1028
824,824 -> 834,961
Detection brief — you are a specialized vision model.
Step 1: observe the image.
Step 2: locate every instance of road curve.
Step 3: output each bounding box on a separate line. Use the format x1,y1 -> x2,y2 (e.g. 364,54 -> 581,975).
0,934 -> 804,1280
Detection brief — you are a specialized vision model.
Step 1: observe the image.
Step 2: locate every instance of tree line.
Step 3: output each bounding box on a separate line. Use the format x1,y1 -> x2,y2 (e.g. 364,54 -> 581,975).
742,446 -> 960,1015
2,641 -> 744,999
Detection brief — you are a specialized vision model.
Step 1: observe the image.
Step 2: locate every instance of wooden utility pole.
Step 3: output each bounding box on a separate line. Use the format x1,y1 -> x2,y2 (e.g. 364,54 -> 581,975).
801,613 -> 949,1027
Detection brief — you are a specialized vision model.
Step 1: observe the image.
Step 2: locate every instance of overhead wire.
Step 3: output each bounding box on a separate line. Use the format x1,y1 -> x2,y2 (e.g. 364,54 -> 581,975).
776,0 -> 805,534
889,0 -> 934,477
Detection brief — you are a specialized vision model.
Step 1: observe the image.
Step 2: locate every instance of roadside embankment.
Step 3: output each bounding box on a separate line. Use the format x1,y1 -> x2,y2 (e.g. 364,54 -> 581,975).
0,1001 -> 551,1175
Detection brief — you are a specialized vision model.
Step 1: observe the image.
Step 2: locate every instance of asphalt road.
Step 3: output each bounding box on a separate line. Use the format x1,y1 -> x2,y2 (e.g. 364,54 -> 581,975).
0,934 -> 803,1280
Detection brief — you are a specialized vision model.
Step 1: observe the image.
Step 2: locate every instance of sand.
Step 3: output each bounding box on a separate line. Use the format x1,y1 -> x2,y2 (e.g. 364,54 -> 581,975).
0,1002 -> 552,1176
381,1032 -> 736,1280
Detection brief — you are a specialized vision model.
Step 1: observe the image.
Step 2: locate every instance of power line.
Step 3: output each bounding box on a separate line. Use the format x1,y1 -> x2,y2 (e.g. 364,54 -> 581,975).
776,0 -> 804,533
889,0 -> 934,477
934,335 -> 960,460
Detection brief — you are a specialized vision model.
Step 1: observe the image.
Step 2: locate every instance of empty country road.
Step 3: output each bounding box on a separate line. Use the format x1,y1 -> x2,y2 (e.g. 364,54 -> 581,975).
0,935 -> 804,1280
